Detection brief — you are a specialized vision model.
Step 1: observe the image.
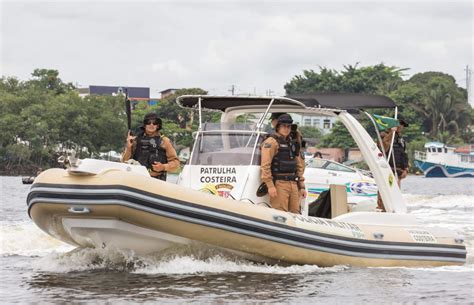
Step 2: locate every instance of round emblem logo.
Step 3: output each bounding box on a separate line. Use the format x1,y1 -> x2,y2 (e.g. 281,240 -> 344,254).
388,174 -> 394,187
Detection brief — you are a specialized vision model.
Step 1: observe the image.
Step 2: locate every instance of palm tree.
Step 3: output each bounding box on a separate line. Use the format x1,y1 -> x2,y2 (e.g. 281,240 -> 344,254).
421,79 -> 466,139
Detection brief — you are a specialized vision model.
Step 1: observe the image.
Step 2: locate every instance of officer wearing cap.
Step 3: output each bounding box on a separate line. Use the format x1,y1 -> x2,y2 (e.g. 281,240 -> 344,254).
269,112 -> 305,147
383,116 -> 409,187
260,114 -> 307,213
268,111 -> 306,184
122,112 -> 180,180
269,112 -> 286,129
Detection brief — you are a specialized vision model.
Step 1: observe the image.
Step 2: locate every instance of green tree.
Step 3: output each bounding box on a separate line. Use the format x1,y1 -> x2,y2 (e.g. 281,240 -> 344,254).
318,121 -> 356,149
285,65 -> 472,148
127,88 -> 209,149
394,72 -> 472,142
299,126 -> 323,139
27,69 -> 75,94
284,63 -> 406,95
0,70 -> 128,173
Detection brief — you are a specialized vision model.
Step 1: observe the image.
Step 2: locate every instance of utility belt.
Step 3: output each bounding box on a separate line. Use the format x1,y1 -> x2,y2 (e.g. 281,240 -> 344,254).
256,174 -> 299,197
273,174 -> 299,181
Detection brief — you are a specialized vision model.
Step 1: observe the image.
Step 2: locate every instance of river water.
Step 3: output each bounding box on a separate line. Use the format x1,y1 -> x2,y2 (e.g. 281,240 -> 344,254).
1,175 -> 473,303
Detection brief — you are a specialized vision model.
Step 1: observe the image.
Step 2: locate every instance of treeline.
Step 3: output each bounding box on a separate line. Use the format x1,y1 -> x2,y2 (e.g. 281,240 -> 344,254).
0,69 -> 211,174
1,65 -> 472,174
0,70 -> 129,174
286,64 -> 473,165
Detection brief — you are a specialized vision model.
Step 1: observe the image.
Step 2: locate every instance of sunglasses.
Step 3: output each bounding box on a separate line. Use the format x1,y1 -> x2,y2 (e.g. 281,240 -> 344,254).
145,120 -> 159,126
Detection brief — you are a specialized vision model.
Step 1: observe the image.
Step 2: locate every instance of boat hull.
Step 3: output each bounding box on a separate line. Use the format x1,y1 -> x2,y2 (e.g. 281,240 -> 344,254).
414,159 -> 474,178
27,168 -> 467,267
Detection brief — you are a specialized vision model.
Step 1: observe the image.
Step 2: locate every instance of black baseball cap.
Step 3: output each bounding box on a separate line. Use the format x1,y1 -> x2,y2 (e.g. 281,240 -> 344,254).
143,113 -> 162,130
398,116 -> 409,127
277,114 -> 293,124
270,112 -> 286,120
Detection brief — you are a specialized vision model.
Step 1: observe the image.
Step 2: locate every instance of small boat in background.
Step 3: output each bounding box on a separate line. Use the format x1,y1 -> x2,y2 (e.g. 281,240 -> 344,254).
21,176 -> 35,184
414,142 -> 474,178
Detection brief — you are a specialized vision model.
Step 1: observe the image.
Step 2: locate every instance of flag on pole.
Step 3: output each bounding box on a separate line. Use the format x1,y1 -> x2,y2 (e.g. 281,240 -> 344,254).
372,114 -> 400,131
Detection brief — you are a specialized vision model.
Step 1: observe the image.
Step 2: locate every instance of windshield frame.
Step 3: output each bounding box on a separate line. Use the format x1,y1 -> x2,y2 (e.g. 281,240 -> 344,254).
189,127 -> 267,166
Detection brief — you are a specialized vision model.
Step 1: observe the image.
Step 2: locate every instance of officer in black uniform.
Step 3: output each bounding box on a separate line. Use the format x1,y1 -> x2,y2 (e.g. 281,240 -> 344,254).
383,117 -> 409,187
122,113 -> 180,180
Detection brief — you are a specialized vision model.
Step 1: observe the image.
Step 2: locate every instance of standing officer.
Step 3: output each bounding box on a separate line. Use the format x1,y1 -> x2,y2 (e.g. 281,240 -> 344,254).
260,114 -> 307,213
383,117 -> 409,187
122,112 -> 180,180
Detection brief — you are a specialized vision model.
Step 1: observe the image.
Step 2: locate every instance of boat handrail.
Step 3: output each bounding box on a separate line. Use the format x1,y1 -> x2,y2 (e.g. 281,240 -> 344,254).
196,129 -> 268,134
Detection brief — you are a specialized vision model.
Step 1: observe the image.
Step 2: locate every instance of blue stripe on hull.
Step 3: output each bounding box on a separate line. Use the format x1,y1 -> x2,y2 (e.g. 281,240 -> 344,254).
414,160 -> 474,178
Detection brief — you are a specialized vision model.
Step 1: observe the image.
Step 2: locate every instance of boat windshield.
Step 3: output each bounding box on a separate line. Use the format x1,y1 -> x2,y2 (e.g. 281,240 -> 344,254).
190,123 -> 266,166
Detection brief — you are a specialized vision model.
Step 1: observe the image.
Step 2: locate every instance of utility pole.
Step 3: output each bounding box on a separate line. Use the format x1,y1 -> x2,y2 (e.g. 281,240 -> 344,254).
229,85 -> 235,96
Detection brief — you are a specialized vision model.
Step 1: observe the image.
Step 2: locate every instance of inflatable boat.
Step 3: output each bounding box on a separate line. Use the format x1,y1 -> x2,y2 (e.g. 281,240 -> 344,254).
27,94 -> 467,267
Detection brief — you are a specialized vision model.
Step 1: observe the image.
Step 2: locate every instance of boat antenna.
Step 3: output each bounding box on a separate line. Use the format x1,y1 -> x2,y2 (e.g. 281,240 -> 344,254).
124,88 -> 132,134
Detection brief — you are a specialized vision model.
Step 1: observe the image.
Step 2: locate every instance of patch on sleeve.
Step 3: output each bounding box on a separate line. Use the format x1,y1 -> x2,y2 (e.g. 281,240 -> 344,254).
263,142 -> 272,148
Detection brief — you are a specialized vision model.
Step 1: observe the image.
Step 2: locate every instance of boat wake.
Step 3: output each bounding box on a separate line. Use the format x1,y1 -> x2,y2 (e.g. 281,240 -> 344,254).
29,245 -> 347,275
0,222 -> 347,274
0,222 -> 74,257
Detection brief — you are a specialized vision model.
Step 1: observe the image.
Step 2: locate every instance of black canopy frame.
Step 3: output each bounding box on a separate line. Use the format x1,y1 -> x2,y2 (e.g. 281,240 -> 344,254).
176,93 -> 396,112
178,93 -> 399,181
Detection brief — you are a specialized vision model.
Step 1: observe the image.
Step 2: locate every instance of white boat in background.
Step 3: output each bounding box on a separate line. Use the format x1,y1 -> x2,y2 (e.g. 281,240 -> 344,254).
414,142 -> 474,178
304,158 -> 377,210
27,94 -> 467,267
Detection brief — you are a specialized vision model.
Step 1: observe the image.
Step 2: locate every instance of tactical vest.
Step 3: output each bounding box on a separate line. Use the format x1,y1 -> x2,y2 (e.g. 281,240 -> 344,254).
269,134 -> 298,176
133,133 -> 168,180
263,130 -> 301,156
389,132 -> 409,170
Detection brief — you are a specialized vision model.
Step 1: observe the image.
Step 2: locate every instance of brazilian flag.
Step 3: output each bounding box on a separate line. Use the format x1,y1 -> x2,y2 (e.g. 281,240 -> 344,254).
372,114 -> 400,131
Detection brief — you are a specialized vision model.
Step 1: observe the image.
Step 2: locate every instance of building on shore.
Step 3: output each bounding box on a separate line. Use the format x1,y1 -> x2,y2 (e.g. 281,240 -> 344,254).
78,85 -> 159,107
291,113 -> 337,135
160,88 -> 179,99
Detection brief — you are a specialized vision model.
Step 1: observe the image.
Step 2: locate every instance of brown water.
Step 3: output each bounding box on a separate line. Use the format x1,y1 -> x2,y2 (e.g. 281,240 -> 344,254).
1,176 -> 473,303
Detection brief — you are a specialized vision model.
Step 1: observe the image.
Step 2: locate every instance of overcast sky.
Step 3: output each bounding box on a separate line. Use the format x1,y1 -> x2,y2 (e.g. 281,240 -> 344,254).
1,0 -> 472,99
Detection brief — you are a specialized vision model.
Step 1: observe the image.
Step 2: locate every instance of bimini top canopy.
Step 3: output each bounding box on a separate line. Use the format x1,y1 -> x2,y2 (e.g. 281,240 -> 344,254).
176,93 -> 396,112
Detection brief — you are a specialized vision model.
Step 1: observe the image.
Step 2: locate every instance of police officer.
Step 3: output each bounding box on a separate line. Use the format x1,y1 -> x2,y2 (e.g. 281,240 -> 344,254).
260,114 -> 307,213
269,112 -> 305,155
269,112 -> 306,185
122,113 -> 180,180
383,117 -> 409,187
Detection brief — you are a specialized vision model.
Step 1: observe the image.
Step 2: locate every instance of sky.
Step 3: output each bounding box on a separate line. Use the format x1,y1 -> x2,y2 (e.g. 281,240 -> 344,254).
1,0 -> 472,100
